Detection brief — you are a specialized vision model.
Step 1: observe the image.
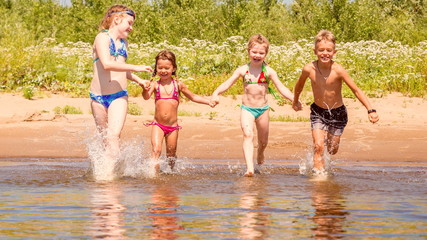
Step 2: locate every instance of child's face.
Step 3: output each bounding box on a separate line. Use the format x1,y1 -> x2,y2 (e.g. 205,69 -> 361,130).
115,15 -> 134,39
314,40 -> 336,63
248,43 -> 268,64
156,59 -> 176,80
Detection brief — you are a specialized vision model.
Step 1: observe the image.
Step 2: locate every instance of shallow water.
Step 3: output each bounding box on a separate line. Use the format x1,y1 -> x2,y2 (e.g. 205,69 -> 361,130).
0,158 -> 426,239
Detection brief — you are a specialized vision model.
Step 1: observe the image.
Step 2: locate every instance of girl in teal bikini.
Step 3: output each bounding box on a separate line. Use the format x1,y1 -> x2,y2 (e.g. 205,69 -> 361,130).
142,50 -> 216,173
212,34 -> 301,177
90,4 -> 152,180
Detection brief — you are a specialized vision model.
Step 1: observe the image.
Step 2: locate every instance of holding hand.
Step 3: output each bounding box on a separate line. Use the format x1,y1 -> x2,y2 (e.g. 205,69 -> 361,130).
138,80 -> 151,90
211,95 -> 220,105
208,99 -> 217,108
292,100 -> 303,111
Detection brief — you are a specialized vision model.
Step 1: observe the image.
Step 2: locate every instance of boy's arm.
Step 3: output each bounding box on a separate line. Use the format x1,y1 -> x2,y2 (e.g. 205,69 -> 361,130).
268,67 -> 294,102
292,65 -> 310,111
211,67 -> 242,103
339,66 -> 379,123
179,81 -> 212,106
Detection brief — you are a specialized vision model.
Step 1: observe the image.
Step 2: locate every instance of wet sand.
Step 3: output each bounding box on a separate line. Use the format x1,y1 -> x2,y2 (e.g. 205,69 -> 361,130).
0,92 -> 426,166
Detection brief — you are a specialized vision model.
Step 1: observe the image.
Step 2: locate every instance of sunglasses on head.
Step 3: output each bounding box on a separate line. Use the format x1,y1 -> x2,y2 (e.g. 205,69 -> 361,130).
109,9 -> 135,18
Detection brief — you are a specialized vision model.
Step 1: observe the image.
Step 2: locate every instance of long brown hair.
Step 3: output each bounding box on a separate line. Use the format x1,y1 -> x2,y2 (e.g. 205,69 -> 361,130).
153,50 -> 177,77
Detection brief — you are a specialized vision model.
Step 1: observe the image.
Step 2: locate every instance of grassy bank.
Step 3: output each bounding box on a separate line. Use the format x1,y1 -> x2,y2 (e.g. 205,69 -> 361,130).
1,37 -> 425,99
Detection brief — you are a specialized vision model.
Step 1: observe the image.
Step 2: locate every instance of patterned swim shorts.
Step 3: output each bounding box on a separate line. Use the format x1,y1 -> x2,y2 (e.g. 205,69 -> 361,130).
310,103 -> 348,136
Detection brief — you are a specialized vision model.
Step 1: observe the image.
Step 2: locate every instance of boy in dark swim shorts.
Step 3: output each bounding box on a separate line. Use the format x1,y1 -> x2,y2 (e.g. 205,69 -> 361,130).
310,103 -> 348,136
292,30 -> 379,175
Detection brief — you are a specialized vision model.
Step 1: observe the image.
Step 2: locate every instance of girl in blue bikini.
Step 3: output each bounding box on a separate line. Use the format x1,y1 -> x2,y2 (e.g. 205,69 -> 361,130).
212,34 -> 301,177
90,4 -> 152,180
143,50 -> 216,173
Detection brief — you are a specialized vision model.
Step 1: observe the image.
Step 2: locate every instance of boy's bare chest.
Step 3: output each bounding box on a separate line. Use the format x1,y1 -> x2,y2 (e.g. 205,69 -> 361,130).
309,70 -> 340,88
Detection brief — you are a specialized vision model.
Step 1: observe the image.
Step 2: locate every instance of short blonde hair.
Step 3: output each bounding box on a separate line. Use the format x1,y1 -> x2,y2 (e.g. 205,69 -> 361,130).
314,30 -> 336,48
247,34 -> 270,53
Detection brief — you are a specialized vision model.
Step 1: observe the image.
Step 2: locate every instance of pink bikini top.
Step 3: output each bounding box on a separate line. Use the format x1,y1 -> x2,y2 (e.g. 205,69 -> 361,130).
155,79 -> 179,101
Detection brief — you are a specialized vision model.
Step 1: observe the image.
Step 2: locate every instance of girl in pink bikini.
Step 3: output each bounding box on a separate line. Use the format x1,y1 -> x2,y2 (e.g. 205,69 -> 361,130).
143,50 -> 216,172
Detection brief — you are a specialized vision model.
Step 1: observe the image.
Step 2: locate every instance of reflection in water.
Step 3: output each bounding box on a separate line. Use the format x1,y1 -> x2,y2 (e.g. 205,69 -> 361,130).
310,179 -> 349,239
88,183 -> 126,239
148,184 -> 184,240
238,179 -> 271,240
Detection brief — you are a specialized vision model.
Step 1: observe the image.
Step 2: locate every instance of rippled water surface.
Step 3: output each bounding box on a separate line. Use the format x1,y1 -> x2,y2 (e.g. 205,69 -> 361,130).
0,158 -> 426,239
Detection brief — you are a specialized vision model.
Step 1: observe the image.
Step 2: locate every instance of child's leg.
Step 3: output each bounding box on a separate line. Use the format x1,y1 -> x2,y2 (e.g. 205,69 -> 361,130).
326,133 -> 341,155
312,129 -> 327,170
150,126 -> 165,170
105,97 -> 128,160
165,130 -> 179,169
91,100 -> 108,135
241,109 -> 256,176
255,110 -> 270,165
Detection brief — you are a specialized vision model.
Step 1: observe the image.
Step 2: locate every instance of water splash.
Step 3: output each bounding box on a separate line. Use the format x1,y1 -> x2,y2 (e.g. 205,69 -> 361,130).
298,150 -> 332,176
85,133 -> 196,181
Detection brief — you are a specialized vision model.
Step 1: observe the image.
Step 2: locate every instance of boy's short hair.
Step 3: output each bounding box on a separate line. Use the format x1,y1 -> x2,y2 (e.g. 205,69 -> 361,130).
314,30 -> 336,48
247,34 -> 270,53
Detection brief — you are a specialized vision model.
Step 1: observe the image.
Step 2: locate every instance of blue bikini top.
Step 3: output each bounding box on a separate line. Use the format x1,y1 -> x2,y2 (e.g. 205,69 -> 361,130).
93,31 -> 128,63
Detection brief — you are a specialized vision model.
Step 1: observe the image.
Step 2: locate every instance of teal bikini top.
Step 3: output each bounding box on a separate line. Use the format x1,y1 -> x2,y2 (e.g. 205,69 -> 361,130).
93,31 -> 128,63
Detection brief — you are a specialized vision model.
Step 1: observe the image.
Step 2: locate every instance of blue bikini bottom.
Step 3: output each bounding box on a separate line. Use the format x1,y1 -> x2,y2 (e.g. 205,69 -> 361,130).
90,90 -> 128,108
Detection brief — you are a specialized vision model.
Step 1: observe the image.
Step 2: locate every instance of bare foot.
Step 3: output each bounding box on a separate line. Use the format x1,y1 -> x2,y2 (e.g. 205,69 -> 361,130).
244,171 -> 254,177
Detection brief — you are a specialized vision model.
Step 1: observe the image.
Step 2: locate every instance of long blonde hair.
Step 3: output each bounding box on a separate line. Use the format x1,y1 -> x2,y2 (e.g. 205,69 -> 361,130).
98,4 -> 135,32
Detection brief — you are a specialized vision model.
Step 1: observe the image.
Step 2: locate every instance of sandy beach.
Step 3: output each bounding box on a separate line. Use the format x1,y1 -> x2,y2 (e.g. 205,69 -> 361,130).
0,92 -> 426,166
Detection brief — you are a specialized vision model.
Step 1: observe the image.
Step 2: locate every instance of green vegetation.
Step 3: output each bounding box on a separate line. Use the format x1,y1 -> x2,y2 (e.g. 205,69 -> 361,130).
270,115 -> 310,122
178,110 -> 201,117
0,0 -> 426,97
53,105 -> 83,114
128,102 -> 143,115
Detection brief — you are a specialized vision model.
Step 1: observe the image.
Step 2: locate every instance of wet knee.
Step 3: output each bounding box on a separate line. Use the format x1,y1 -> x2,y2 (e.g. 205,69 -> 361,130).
314,142 -> 325,153
152,145 -> 162,157
258,141 -> 268,149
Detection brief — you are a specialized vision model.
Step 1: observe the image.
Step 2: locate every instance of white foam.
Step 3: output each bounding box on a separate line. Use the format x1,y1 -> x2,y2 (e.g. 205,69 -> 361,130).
298,150 -> 332,176
85,133 -> 195,180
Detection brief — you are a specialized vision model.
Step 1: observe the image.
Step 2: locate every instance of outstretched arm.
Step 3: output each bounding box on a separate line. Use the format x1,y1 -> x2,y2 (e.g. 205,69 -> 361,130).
179,81 -> 214,106
211,67 -> 243,103
127,72 -> 150,88
292,66 -> 310,111
339,66 -> 379,123
268,67 -> 295,102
